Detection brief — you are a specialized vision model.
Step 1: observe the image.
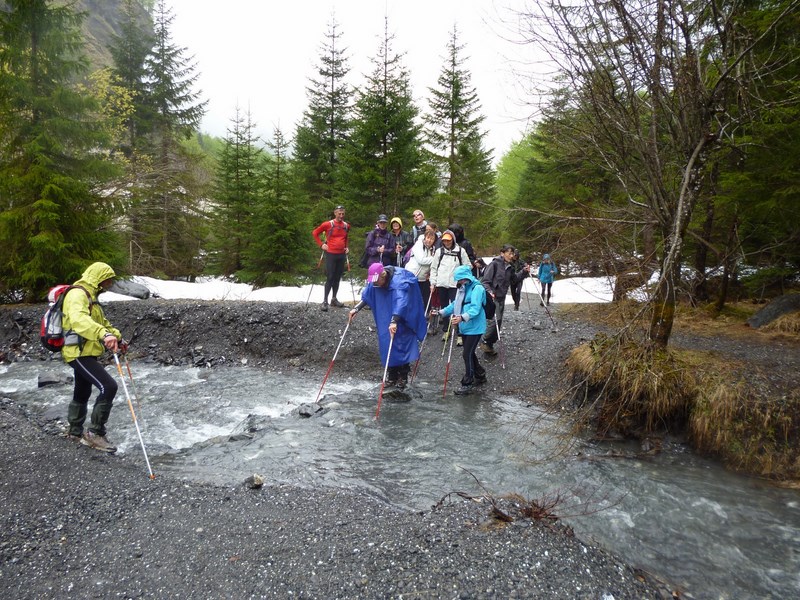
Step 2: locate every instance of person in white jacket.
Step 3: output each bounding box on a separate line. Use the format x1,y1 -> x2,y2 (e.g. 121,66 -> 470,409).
429,229 -> 470,338
405,230 -> 437,310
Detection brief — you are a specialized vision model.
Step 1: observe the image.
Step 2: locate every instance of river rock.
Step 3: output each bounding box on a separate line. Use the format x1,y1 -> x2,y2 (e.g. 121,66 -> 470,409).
38,371 -> 70,388
746,293 -> 800,328
109,279 -> 151,299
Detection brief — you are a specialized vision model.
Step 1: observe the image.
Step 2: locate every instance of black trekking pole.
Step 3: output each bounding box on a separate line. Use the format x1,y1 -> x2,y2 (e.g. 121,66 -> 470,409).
305,251 -> 325,309
533,277 -> 557,330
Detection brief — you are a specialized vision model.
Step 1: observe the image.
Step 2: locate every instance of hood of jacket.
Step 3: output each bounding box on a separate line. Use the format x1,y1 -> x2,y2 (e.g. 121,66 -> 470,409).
453,265 -> 477,286
76,262 -> 116,293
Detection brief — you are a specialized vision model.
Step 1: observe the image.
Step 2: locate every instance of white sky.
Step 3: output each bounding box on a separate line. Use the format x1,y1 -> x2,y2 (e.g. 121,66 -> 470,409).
104,274 -> 615,304
167,0 -> 539,162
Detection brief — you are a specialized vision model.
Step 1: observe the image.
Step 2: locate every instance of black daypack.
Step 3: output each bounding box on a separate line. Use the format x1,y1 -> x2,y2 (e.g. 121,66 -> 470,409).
40,285 -> 92,352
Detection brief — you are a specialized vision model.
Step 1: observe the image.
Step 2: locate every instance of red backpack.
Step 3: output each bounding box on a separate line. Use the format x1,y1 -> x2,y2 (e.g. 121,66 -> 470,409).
40,285 -> 91,352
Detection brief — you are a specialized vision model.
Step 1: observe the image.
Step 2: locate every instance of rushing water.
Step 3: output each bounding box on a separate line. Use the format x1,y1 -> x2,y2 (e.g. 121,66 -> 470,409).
2,361 -> 798,599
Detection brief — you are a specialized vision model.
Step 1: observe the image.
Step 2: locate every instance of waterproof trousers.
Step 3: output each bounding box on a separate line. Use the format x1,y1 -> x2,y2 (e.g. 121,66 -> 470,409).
324,252 -> 347,302
460,334 -> 485,385
483,296 -> 506,345
67,356 -> 118,437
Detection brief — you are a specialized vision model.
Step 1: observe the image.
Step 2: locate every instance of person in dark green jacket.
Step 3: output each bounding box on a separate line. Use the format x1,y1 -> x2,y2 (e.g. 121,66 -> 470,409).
61,262 -> 125,453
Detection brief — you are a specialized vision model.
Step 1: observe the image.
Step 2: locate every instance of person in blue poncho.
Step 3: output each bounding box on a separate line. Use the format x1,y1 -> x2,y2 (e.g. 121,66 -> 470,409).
437,265 -> 488,395
350,263 -> 427,389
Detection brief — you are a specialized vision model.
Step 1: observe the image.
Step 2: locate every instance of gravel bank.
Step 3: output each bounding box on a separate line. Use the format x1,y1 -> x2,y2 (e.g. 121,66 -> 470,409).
1,299 -> 670,598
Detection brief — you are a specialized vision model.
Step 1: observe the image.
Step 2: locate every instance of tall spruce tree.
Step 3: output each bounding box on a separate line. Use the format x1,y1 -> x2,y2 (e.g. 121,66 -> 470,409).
209,107 -> 264,277
340,18 -> 435,222
108,0 -> 154,158
0,0 -> 119,301
424,26 -> 495,233
132,0 -> 208,278
244,127 -> 311,285
294,16 -> 353,221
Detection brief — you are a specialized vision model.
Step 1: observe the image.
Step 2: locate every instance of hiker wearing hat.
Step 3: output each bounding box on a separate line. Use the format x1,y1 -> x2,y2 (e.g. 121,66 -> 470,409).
350,263 -> 427,389
60,262 -> 127,453
480,244 -> 530,356
388,217 -> 413,266
437,265 -> 488,395
429,229 -> 470,340
536,253 -> 559,306
363,214 -> 393,267
312,205 -> 350,311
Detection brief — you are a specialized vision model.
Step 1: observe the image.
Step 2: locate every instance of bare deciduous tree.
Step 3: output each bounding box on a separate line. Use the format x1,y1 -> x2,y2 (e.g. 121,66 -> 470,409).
512,0 -> 799,347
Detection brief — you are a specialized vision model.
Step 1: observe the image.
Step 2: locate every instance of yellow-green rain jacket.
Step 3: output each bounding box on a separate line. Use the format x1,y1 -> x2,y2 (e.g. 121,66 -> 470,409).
61,262 -> 121,363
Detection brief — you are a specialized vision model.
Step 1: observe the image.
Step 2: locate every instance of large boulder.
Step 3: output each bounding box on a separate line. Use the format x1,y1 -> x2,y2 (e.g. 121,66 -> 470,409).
746,293 -> 800,328
109,279 -> 151,299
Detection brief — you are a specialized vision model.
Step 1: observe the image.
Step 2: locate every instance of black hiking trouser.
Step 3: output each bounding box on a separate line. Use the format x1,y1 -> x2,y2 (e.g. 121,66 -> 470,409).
460,334 -> 485,385
541,281 -> 553,303
324,252 -> 347,302
387,363 -> 411,383
67,356 -> 118,437
483,296 -> 506,345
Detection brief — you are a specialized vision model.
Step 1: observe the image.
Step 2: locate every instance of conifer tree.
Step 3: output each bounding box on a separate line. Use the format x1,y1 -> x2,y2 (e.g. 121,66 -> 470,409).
294,16 -> 353,221
340,19 -> 435,222
132,0 -> 208,278
209,107 -> 264,277
424,26 -> 495,233
244,128 -> 311,285
0,0 -> 119,301
108,0 -> 154,158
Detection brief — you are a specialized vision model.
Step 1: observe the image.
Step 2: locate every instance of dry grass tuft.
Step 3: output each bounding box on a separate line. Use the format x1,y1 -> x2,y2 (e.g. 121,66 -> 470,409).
566,331 -> 800,480
761,311 -> 800,334
566,335 -> 695,436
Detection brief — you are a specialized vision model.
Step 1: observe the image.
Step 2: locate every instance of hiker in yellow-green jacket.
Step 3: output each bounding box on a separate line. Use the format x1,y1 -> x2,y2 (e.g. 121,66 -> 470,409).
62,262 -> 126,453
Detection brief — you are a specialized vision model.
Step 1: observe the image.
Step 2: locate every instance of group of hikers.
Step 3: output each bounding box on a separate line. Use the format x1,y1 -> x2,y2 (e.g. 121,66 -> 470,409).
313,206 -> 559,396
55,209 -> 556,454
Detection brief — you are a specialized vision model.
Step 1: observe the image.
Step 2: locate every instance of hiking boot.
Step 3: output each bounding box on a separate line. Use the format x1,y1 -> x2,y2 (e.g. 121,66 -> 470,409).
539,301 -> 544,307
396,378 -> 407,390
475,374 -> 487,385
456,336 -> 463,347
454,384 -> 475,396
442,331 -> 449,342
480,342 -> 497,356
81,431 -> 117,453
330,298 -> 344,308
384,379 -> 397,388
64,432 -> 82,443
321,302 -> 328,312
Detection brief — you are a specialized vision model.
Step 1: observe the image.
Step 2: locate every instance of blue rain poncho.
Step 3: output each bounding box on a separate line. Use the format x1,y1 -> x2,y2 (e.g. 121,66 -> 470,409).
360,267 -> 427,367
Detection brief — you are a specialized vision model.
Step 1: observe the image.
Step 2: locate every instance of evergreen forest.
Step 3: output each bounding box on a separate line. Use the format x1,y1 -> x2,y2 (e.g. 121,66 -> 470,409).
2,0 -> 799,350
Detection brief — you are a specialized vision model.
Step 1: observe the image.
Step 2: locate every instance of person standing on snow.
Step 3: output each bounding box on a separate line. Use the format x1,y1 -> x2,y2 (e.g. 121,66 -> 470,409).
437,265 -> 487,395
536,253 -> 559,306
61,262 -> 127,453
349,263 -> 427,390
312,205 -> 350,312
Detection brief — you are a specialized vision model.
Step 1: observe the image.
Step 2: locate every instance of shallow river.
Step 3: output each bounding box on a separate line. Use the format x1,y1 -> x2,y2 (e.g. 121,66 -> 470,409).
2,362 -> 798,599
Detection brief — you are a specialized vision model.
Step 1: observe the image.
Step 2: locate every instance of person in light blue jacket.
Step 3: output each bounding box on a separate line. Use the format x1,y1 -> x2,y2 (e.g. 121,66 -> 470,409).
438,265 -> 487,395
537,253 -> 559,306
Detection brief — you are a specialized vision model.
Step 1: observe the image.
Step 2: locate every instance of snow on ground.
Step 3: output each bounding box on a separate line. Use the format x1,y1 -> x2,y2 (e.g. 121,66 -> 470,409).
102,274 -> 616,304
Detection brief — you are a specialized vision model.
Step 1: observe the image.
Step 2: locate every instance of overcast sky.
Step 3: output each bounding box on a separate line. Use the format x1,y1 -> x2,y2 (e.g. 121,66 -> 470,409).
167,0 -> 539,162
